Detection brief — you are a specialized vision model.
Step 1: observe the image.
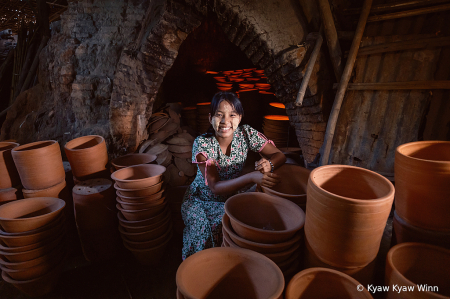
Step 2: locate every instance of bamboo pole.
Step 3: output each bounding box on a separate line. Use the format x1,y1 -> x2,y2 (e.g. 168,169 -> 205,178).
318,0 -> 343,81
320,0 -> 373,166
332,80 -> 450,90
20,35 -> 49,93
367,3 -> 450,22
343,0 -> 450,15
295,28 -> 323,107
357,36 -> 450,56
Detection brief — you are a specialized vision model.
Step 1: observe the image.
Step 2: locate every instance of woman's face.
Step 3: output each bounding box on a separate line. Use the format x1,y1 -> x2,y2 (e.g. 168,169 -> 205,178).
209,100 -> 242,139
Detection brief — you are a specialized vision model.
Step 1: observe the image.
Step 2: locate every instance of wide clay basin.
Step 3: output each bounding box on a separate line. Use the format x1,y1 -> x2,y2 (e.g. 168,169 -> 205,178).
176,247 -> 284,299
111,164 -> 166,189
224,192 -> 305,244
111,153 -> 157,170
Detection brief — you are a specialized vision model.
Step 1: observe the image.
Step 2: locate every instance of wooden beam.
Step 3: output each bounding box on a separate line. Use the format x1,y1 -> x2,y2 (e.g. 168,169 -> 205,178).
320,0 -> 373,166
332,81 -> 450,90
318,0 -> 343,81
358,36 -> 450,56
343,0 -> 450,14
367,3 -> 450,22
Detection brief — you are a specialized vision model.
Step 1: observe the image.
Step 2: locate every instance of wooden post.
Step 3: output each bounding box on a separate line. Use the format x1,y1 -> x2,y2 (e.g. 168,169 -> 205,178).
318,0 -> 343,81
295,29 -> 323,107
320,0 -> 373,166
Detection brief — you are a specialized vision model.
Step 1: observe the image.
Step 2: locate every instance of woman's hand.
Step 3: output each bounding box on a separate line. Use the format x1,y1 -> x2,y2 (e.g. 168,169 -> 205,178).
252,171 -> 280,188
255,158 -> 272,173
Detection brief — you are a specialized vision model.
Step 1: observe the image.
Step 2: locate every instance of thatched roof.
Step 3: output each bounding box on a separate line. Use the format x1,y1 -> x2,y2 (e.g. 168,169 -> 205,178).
0,0 -> 67,34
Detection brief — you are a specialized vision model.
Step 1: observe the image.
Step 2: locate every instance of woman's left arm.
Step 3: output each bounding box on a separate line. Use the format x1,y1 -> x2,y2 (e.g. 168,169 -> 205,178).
255,143 -> 286,173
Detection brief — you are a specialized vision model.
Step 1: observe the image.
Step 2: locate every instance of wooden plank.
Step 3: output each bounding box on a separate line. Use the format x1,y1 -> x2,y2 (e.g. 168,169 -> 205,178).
332,81 -> 450,90
357,36 -> 450,56
367,3 -> 450,22
343,0 -> 450,15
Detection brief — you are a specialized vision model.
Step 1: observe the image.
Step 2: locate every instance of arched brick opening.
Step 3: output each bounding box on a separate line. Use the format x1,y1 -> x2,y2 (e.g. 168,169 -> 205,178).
110,0 -> 334,164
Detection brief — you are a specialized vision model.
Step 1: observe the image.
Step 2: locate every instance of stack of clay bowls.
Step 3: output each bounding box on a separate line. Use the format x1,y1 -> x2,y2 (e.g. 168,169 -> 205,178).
285,268 -> 373,299
181,106 -> 197,131
262,115 -> 290,148
65,135 -> 109,182
0,142 -> 22,204
147,112 -> 171,135
196,102 -> 211,134
111,164 -> 172,265
394,141 -> 450,249
166,133 -> 195,186
223,192 -> 305,279
72,178 -> 120,262
304,165 -> 395,286
176,247 -> 284,299
111,153 -> 157,171
260,164 -> 310,212
0,197 -> 67,297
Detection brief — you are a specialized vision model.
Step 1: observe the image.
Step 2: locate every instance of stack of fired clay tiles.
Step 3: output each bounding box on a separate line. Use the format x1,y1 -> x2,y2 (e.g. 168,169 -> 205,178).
111,164 -> 172,265
65,135 -> 120,262
0,142 -> 22,204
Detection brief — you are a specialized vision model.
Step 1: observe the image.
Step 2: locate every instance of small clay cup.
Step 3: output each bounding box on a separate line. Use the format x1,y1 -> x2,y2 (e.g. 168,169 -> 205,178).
123,231 -> 172,265
12,140 -> 65,190
118,215 -> 171,242
111,153 -> 157,170
111,164 -> 166,189
116,202 -> 166,221
0,142 -> 20,189
285,267 -> 373,299
115,181 -> 164,198
122,227 -> 173,250
117,206 -> 169,227
119,210 -> 170,233
176,247 -> 284,299
224,192 -> 305,244
116,188 -> 165,203
64,135 -> 108,181
22,179 -> 66,199
0,197 -> 65,233
117,196 -> 165,210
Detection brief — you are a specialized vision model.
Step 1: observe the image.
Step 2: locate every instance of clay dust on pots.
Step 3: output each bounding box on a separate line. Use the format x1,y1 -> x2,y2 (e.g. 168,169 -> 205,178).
0,197 -> 65,233
285,268 -> 373,299
0,142 -> 20,189
224,192 -> 305,244
395,141 -> 450,231
386,243 -> 450,299
111,164 -> 166,189
111,153 -> 157,170
65,135 -> 108,181
12,140 -> 65,190
176,247 -> 284,299
114,181 -> 164,198
305,164 -> 395,268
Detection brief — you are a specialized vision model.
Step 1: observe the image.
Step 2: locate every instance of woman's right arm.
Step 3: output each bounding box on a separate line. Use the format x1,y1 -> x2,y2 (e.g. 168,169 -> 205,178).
196,153 -> 280,196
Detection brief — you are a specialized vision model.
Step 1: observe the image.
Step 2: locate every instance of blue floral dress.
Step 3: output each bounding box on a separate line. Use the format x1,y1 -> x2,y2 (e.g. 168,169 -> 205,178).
181,125 -> 273,260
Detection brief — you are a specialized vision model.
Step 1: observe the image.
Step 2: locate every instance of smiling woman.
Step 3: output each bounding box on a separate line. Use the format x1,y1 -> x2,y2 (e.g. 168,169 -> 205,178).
181,92 -> 286,260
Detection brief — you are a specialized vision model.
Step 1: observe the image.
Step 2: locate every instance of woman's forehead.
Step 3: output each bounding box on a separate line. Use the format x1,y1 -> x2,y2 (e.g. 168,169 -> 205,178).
217,100 -> 236,112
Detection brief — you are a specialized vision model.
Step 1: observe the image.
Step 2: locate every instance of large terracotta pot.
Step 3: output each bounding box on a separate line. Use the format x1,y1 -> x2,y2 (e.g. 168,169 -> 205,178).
386,243 -> 450,299
285,268 -> 373,299
65,135 -> 108,181
305,165 -> 395,268
395,141 -> 450,231
176,247 -> 284,299
0,142 -> 20,189
11,140 -> 65,190
22,179 -> 67,199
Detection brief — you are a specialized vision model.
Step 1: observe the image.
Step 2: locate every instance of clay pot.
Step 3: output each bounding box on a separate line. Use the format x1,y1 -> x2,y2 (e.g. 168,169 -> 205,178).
392,211 -> 450,250
0,142 -> 20,189
395,141 -> 450,231
0,197 -> 66,233
118,215 -> 171,242
386,243 -> 450,299
177,288 -> 185,299
111,153 -> 157,170
305,165 -> 395,268
224,192 -> 305,244
111,164 -> 166,189
0,242 -> 63,270
12,140 -> 65,190
64,135 -> 109,181
116,202 -> 166,221
123,231 -> 172,265
1,253 -> 66,297
115,181 -> 164,198
0,186 -> 22,203
117,196 -> 165,210
122,229 -> 173,250
176,247 -> 284,299
117,206 -> 169,228
285,268 -> 373,299
260,164 -> 310,210
22,179 -> 67,199
116,187 -> 165,203
222,213 -> 302,254
277,249 -> 300,272
119,210 -> 170,234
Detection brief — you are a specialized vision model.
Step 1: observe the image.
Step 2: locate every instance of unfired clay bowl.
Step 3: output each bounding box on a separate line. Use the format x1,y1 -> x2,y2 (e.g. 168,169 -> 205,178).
115,181 -> 164,198
111,164 -> 166,189
111,153 -> 157,170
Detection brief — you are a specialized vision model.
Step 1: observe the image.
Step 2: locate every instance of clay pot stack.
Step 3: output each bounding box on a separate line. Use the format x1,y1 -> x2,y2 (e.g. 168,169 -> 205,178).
181,106 -> 197,131
0,142 -> 22,204
196,102 -> 211,134
260,164 -> 310,212
176,247 -> 284,299
385,243 -> 450,299
111,164 -> 173,265
304,165 -> 395,286
393,141 -> 450,249
0,197 -> 67,297
262,115 -> 290,148
223,192 -> 305,279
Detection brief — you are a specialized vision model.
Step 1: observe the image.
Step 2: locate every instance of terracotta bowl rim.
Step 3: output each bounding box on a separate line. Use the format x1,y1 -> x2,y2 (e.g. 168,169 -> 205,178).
116,188 -> 165,201
396,140 -> 450,164
115,202 -> 165,213
117,206 -> 169,225
116,196 -> 165,207
114,180 -> 163,192
0,213 -> 64,237
260,185 -> 306,199
122,229 -> 173,252
309,165 -> 395,204
0,231 -> 65,258
111,153 -> 157,169
111,164 -> 166,184
0,142 -> 20,152
122,226 -> 173,247
11,140 -> 58,153
118,212 -> 170,234
21,180 -> 66,194
64,135 -> 105,151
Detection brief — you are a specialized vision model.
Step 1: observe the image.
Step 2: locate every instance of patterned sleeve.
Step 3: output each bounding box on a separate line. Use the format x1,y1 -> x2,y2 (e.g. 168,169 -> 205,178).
241,124 -> 275,152
191,136 -> 210,163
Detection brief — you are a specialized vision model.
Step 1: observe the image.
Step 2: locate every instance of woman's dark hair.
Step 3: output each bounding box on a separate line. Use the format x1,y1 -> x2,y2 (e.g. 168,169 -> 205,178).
202,92 -> 244,137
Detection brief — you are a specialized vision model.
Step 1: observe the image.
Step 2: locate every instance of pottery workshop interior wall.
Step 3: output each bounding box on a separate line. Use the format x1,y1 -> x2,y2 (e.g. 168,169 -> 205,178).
0,0 -> 334,165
